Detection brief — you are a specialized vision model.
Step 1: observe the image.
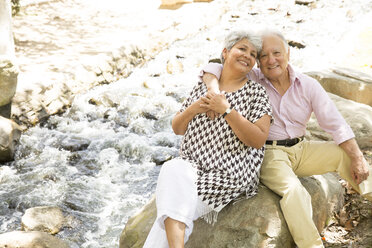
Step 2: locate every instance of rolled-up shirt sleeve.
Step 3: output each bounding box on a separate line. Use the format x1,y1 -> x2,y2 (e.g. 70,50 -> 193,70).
198,63 -> 223,81
310,80 -> 355,145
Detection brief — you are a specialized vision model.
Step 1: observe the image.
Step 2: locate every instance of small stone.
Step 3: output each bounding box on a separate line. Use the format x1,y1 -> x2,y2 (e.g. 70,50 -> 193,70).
288,40 -> 306,49
295,0 -> 314,5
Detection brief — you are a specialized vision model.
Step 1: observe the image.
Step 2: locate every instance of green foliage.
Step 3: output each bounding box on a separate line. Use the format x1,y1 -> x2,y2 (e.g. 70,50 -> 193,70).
11,0 -> 20,16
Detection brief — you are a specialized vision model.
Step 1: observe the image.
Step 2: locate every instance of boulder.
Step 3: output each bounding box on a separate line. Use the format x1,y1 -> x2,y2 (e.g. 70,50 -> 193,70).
0,0 -> 18,116
0,59 -> 18,108
0,116 -> 21,162
22,206 -> 65,234
307,68 -> 372,106
120,173 -> 344,248
0,231 -> 70,248
306,93 -> 372,149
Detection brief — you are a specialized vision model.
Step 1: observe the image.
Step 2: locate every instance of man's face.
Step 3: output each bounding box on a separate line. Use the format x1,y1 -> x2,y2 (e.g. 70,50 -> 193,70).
258,35 -> 290,81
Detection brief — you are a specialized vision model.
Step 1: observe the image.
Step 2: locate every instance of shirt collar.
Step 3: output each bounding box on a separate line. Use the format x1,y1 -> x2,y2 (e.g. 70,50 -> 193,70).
258,64 -> 301,86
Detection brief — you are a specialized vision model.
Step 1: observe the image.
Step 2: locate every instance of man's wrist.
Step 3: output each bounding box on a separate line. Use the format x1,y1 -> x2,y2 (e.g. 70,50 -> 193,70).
207,86 -> 220,94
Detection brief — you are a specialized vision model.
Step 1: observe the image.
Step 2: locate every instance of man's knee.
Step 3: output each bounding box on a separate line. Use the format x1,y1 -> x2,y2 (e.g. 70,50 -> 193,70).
284,178 -> 309,196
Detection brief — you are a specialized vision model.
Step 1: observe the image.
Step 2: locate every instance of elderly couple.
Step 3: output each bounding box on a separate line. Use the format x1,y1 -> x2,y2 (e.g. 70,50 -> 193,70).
143,28 -> 372,248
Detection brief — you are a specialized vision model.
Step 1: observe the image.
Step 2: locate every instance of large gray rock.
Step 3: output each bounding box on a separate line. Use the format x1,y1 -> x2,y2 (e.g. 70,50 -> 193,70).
22,206 -> 66,235
0,116 -> 21,162
0,231 -> 70,248
0,0 -> 18,117
306,68 -> 372,107
120,173 -> 344,248
0,59 -> 18,108
306,93 -> 372,149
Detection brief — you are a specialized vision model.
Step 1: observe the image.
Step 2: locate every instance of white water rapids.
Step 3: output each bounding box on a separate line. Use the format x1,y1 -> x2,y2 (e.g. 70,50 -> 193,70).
1,0 -> 371,247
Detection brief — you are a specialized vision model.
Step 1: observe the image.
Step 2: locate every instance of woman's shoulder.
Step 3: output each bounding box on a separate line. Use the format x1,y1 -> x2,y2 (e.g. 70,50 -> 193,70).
245,79 -> 267,94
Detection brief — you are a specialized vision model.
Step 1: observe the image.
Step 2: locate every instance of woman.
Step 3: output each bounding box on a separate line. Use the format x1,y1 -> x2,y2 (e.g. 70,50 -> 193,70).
144,30 -> 272,248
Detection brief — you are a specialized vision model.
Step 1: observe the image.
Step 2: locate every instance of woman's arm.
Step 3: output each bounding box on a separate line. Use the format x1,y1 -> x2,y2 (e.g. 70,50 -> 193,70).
225,111 -> 271,149
172,98 -> 209,135
201,93 -> 271,148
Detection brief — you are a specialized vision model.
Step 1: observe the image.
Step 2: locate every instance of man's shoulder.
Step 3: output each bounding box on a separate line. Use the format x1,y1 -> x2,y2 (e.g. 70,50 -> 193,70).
291,67 -> 320,86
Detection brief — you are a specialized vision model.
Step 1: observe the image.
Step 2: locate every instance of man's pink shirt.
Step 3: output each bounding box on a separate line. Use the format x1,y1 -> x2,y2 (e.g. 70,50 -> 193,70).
200,63 -> 355,144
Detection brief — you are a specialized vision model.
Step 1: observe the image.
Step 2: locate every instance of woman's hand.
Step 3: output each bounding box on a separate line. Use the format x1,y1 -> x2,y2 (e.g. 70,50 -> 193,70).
172,97 -> 210,135
192,97 -> 210,114
201,92 -> 230,115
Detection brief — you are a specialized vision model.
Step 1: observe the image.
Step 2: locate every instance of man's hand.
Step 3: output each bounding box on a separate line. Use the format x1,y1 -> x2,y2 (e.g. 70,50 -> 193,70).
350,156 -> 370,185
203,92 -> 220,119
340,138 -> 370,185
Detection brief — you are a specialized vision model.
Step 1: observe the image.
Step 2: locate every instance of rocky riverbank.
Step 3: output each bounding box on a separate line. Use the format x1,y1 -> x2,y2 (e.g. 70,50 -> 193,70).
11,0 -> 235,128
1,0 -> 371,247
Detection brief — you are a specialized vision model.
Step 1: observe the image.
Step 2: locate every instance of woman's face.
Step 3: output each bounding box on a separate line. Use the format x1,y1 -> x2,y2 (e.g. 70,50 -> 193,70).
222,38 -> 257,74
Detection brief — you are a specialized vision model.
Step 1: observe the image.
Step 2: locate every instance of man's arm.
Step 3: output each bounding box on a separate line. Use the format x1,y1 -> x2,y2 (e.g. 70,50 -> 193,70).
203,73 -> 220,94
339,139 -> 370,185
309,79 -> 369,184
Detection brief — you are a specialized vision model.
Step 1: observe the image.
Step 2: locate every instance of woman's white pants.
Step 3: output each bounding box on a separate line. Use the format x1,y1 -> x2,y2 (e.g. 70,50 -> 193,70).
143,159 -> 211,248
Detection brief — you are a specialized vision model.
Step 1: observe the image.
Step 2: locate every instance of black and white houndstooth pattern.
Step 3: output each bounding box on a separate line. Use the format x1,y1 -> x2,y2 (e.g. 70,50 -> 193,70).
179,80 -> 272,212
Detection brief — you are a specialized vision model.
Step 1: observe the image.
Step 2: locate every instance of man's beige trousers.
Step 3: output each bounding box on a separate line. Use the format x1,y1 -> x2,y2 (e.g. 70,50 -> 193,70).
260,140 -> 372,248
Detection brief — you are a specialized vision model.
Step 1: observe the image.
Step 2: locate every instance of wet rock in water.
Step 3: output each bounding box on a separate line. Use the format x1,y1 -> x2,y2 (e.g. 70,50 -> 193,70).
306,93 -> 372,149
142,112 -> 158,121
151,147 -> 178,165
119,173 -> 343,248
60,138 -> 90,152
88,98 -> 98,105
0,231 -> 70,248
0,116 -> 21,162
21,206 -> 66,235
306,68 -> 372,106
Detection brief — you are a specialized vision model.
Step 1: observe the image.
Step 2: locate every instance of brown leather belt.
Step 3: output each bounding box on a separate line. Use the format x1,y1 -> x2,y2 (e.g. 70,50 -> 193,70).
265,136 -> 304,147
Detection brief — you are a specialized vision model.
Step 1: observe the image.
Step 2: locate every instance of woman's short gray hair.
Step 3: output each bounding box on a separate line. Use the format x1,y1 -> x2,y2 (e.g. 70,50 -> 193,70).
220,30 -> 262,64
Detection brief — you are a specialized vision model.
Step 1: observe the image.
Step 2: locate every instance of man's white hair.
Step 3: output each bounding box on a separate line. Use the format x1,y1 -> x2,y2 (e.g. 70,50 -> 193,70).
260,29 -> 289,51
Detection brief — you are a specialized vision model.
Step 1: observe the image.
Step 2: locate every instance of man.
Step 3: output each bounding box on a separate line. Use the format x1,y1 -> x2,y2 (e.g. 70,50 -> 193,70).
201,30 -> 372,248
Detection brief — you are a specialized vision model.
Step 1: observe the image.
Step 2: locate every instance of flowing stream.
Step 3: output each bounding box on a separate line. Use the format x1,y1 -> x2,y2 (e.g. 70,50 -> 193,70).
1,0 -> 371,247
